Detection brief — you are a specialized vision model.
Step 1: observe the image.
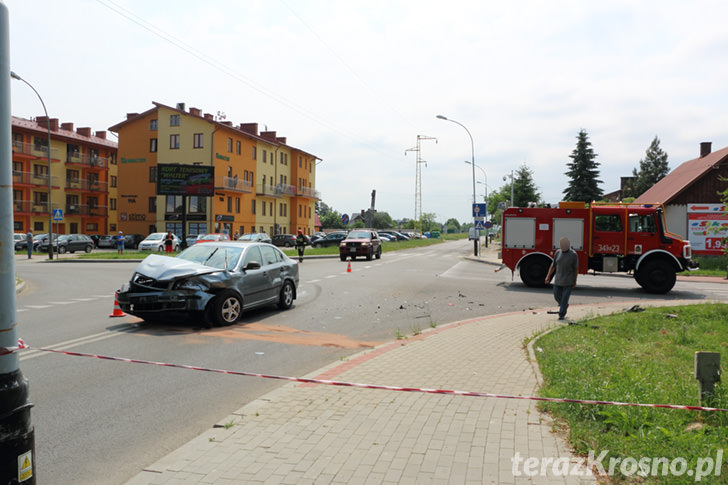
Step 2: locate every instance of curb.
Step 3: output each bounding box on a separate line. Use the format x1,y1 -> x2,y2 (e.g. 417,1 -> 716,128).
463,255 -> 502,267
15,281 -> 26,295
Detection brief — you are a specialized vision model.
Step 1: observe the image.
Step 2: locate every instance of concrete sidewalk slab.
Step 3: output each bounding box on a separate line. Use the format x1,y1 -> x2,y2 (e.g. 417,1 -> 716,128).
126,299 -> 707,485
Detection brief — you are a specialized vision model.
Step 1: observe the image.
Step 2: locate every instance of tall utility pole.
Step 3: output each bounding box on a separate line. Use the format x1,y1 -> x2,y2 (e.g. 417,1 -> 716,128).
1,2 -> 36,483
405,135 -> 436,235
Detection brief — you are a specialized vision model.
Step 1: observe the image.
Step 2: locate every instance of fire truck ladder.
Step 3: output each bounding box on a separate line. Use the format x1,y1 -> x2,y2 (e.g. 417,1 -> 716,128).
405,135 -> 437,235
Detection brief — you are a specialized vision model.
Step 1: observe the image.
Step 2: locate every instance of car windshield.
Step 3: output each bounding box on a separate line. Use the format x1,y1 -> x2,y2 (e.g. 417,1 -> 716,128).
177,245 -> 242,271
58,235 -> 71,241
145,233 -> 164,241
348,231 -> 370,239
239,234 -> 254,240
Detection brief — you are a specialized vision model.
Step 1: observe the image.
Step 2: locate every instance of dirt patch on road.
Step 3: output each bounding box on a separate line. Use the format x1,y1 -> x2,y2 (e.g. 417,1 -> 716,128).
204,323 -> 381,349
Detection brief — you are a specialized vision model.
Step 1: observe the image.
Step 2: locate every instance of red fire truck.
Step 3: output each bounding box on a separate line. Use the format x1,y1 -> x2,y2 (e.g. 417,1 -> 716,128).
499,202 -> 698,293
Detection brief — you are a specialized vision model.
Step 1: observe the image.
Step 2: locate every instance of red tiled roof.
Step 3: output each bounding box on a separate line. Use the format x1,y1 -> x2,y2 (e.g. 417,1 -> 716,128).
634,146 -> 728,204
12,116 -> 117,149
315,213 -> 322,228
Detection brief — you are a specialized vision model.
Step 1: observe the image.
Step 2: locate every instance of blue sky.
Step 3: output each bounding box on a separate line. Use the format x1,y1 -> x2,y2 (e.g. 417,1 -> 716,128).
7,0 -> 728,223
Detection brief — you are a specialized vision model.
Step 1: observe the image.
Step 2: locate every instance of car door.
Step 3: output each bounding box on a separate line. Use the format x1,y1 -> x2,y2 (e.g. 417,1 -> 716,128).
259,245 -> 284,301
237,246 -> 269,307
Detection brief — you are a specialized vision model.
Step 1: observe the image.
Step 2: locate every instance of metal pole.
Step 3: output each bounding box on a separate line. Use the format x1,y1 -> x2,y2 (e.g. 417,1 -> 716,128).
438,115 -> 478,256
1,2 -> 36,482
510,169 -> 514,207
10,72 -> 53,260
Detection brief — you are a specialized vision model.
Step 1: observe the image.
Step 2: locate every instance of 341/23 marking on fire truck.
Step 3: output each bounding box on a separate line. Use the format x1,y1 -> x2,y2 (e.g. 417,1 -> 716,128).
596,243 -> 621,253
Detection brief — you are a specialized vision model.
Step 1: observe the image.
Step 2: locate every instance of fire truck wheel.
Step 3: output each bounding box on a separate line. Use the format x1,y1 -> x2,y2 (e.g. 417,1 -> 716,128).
519,257 -> 550,288
635,260 -> 676,294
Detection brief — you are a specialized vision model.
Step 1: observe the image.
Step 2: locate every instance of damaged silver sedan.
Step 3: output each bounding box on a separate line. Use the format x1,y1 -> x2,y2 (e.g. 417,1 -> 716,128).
117,242 -> 299,327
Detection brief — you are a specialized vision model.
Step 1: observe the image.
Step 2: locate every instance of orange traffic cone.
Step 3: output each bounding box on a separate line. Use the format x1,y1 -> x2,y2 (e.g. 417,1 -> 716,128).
109,291 -> 127,317
346,259 -> 352,273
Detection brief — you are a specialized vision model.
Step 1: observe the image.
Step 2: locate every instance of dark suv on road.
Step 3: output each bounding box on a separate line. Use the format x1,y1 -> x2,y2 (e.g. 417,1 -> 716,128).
339,230 -> 382,261
312,232 -> 347,248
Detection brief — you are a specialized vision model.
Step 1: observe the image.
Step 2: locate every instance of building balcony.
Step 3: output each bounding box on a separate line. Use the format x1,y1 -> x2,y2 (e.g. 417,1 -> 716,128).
13,200 -> 49,214
256,184 -> 297,198
214,176 -> 253,193
12,170 -> 59,187
12,141 -> 60,159
66,204 -> 108,217
65,153 -> 108,168
296,186 -> 321,199
65,178 -> 108,192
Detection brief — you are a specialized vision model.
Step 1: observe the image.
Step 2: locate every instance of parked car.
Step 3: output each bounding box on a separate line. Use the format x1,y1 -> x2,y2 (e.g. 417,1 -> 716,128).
238,233 -> 272,244
138,232 -> 181,251
14,233 -> 26,250
39,234 -> 95,254
122,234 -> 144,249
377,233 -> 395,242
185,235 -> 201,247
97,234 -> 116,248
117,241 -> 299,327
312,232 -> 347,248
339,230 -> 382,261
378,230 -> 409,241
272,234 -> 297,247
195,233 -> 231,244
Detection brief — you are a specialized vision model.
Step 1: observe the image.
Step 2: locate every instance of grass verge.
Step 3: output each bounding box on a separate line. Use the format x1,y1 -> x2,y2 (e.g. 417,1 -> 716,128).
536,303 -> 728,483
684,256 -> 728,278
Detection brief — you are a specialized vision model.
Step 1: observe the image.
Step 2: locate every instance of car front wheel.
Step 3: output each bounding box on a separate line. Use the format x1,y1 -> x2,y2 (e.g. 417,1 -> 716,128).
375,247 -> 382,259
58,246 -> 66,254
85,245 -> 93,253
278,281 -> 295,310
208,290 -> 242,327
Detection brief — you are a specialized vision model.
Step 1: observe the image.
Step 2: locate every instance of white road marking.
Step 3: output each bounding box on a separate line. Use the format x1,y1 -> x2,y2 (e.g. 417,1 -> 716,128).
306,279 -> 321,283
24,305 -> 51,309
73,298 -> 96,302
325,275 -> 337,279
20,327 -> 138,362
48,301 -> 74,305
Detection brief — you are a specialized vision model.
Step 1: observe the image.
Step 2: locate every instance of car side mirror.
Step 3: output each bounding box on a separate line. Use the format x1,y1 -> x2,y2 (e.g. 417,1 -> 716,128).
244,261 -> 261,271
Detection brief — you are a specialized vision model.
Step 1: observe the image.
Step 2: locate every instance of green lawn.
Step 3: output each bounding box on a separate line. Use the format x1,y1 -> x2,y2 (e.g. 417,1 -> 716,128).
683,255 -> 728,278
536,304 -> 728,483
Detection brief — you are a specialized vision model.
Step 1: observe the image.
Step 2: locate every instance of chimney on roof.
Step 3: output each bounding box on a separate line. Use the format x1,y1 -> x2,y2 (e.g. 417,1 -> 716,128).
204,113 -> 214,121
77,127 -> 92,137
189,107 -> 201,117
49,118 -> 59,131
221,121 -> 233,127
276,137 -> 287,144
36,116 -> 49,128
239,123 -> 258,136
61,122 -> 74,131
700,142 -> 712,158
95,131 -> 106,139
260,131 -> 277,142
176,102 -> 186,112
126,113 -> 138,120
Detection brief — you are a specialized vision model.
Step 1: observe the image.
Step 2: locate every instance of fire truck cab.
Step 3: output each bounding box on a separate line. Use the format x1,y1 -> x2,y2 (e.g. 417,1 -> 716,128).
500,202 -> 697,294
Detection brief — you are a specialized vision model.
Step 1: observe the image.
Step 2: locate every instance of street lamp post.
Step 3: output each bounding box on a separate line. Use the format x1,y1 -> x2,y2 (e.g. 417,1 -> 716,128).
437,115 -> 479,256
504,170 -> 514,207
466,161 -> 489,248
1,3 -> 37,482
10,71 -> 53,260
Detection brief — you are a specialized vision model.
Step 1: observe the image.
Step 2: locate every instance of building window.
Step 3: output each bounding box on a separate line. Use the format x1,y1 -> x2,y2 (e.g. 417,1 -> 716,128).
149,166 -> 157,183
34,164 -> 49,177
34,221 -> 44,231
150,119 -> 158,130
235,197 -> 240,213
227,196 -> 232,212
193,133 -> 204,148
262,149 -> 266,163
33,137 -> 48,152
252,146 -> 257,160
166,195 -> 184,212
110,175 -> 117,188
236,140 -> 241,155
227,137 -> 233,152
189,196 -> 206,213
270,152 -> 274,163
150,138 -> 158,152
262,201 -> 266,216
298,204 -> 302,217
109,154 -> 116,165
170,134 -> 180,149
149,196 -> 157,212
110,198 -> 117,210
251,200 -> 256,215
170,114 -> 180,126
110,224 -> 117,232
299,156 -> 302,168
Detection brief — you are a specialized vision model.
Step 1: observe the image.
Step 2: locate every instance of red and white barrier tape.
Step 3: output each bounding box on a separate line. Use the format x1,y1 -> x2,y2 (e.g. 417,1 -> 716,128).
1,338 -> 726,412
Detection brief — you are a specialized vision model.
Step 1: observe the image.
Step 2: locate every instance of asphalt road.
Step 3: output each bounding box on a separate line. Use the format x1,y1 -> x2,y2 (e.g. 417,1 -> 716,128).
12,240 -> 728,484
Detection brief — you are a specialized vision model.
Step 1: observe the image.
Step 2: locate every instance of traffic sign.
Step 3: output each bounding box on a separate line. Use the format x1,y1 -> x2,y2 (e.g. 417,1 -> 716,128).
53,208 -> 63,221
484,221 -> 492,229
341,214 -> 349,225
473,219 -> 485,230
472,203 -> 486,218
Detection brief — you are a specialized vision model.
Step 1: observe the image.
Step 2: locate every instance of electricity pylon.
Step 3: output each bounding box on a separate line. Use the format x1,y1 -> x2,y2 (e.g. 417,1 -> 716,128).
405,135 -> 437,235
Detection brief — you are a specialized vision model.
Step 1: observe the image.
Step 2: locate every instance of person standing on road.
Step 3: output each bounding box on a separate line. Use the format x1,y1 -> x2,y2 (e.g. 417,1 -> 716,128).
164,230 -> 174,253
26,229 -> 33,259
545,237 -> 578,320
116,231 -> 126,255
295,229 -> 306,263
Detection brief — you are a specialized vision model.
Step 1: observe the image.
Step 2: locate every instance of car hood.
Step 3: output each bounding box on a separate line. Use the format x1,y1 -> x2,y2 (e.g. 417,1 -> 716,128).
134,254 -> 223,280
342,238 -> 371,243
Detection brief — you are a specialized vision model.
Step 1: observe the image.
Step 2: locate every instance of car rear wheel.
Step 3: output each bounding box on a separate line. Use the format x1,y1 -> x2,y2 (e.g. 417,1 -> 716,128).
278,281 -> 295,310
85,245 -> 93,253
207,290 -> 242,327
58,246 -> 66,254
519,256 -> 550,288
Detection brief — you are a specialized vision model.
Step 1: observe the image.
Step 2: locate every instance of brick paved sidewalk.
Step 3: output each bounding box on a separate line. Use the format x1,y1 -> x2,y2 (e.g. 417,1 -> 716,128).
126,300 -> 702,485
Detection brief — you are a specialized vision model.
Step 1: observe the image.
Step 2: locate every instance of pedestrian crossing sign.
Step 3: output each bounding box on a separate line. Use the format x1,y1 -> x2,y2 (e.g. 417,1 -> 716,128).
53,208 -> 63,221
474,219 -> 485,230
